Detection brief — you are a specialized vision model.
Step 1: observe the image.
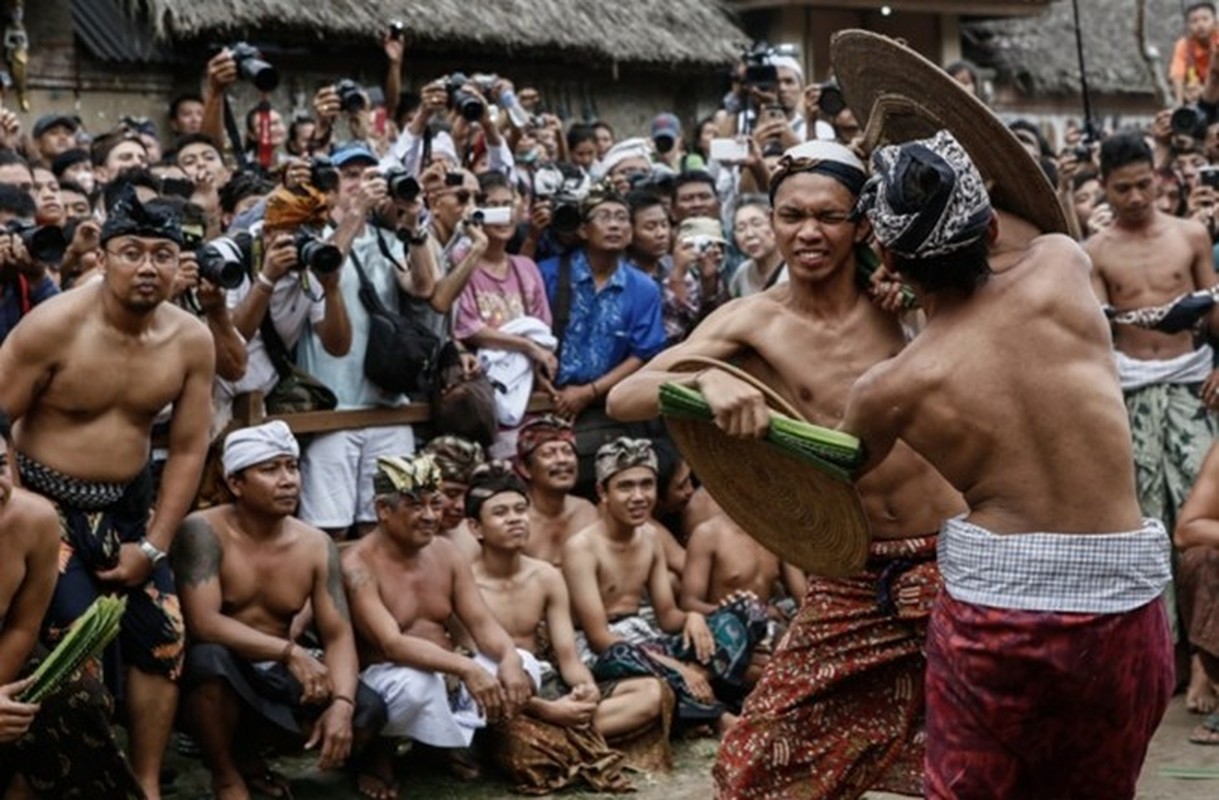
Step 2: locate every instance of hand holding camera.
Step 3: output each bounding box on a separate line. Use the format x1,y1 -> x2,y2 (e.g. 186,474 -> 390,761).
384,20 -> 406,64
313,85 -> 341,127
355,168 -> 389,215
0,230 -> 31,276
205,50 -> 238,95
171,250 -> 201,300
263,232 -> 299,281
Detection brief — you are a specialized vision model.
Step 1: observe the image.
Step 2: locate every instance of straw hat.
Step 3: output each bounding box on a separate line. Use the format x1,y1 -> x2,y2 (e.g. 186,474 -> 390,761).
830,29 -> 1071,238
661,359 -> 871,578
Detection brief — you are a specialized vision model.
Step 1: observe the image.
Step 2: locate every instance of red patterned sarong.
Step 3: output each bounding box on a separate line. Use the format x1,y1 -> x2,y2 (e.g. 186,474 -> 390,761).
925,594 -> 1172,799
714,536 -> 939,799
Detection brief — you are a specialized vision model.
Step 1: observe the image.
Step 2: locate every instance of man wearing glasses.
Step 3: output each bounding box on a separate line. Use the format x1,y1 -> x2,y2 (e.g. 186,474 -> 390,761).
538,179 -> 666,492
0,184 -> 215,800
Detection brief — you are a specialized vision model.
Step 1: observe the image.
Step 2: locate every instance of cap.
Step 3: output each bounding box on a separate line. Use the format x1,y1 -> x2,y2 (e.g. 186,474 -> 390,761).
51,148 -> 90,178
651,113 -> 681,145
330,141 -> 379,168
33,114 -> 79,140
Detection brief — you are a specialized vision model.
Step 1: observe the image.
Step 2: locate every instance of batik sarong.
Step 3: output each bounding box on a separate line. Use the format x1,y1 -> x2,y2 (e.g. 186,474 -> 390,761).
579,595 -> 768,725
926,517 -> 1173,799
182,643 -> 387,736
18,454 -> 185,683
0,648 -> 143,799
714,535 -> 939,800
488,712 -> 633,795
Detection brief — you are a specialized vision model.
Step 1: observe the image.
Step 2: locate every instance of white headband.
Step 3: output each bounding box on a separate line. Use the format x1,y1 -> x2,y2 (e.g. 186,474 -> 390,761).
223,421 -> 300,477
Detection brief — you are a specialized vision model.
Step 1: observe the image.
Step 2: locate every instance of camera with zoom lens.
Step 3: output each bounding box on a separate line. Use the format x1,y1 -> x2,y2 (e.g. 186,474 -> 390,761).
446,72 -> 486,122
742,41 -> 779,93
1171,104 -> 1214,141
6,220 -> 66,265
309,155 -> 340,192
229,42 -> 279,93
383,166 -> 421,202
388,20 -> 405,41
533,163 -> 589,236
294,230 -> 342,275
196,233 -> 252,290
335,79 -> 367,114
817,83 -> 846,118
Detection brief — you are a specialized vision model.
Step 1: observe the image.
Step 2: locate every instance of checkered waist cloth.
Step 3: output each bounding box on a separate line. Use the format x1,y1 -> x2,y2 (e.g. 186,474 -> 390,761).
17,452 -> 129,510
939,515 -> 1172,614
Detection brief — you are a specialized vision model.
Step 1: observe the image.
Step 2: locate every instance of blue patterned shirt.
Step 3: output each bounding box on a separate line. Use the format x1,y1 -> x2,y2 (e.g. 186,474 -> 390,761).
539,249 -> 666,386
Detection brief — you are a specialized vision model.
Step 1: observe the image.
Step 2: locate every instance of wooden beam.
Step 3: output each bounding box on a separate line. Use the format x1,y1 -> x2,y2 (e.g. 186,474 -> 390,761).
727,0 -> 1051,16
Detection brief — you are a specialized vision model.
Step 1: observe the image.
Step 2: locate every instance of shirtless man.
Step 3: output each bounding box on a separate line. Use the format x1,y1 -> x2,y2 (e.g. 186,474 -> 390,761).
0,185 -> 215,799
680,512 -> 807,618
341,453 -> 533,792
423,435 -> 486,562
0,410 -> 141,798
1087,132 -> 1218,711
563,438 -> 767,733
172,422 -> 386,800
609,141 -> 964,798
844,130 -> 1172,798
465,464 -> 667,788
515,416 -> 598,566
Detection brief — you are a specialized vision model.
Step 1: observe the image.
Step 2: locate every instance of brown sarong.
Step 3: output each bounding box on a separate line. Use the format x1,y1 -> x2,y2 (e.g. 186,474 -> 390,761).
488,714 -> 634,795
713,535 -> 939,799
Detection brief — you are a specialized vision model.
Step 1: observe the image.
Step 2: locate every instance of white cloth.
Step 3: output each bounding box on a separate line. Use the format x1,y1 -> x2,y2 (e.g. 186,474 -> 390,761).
1113,345 -> 1214,391
298,424 -> 416,527
222,420 -> 300,477
362,649 -> 540,746
939,515 -> 1172,614
591,137 -> 652,182
478,316 -> 557,427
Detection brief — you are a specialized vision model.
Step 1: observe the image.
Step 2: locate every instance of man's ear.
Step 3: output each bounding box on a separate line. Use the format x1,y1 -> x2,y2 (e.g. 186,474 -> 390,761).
225,473 -> 243,498
987,212 -> 1001,245
854,216 -> 873,245
468,517 -> 484,541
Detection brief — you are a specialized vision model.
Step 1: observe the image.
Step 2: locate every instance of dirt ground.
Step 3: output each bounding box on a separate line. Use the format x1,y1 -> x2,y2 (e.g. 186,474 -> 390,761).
163,694 -> 1219,798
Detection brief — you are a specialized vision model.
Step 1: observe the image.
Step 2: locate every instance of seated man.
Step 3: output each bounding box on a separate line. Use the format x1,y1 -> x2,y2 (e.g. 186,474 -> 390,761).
563,438 -> 767,731
0,410 -> 141,798
173,422 -> 386,800
341,454 -> 534,792
423,435 -> 486,562
680,511 -> 807,632
465,463 -> 669,793
515,416 -> 598,566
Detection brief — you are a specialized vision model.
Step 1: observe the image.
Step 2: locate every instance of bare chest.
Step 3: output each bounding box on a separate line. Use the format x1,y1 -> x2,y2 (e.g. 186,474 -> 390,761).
477,579 -> 546,642
1099,237 -> 1198,306
219,543 -> 314,621
42,340 -> 185,418
712,538 -> 779,597
376,562 -> 454,631
525,512 -> 569,565
595,545 -> 653,602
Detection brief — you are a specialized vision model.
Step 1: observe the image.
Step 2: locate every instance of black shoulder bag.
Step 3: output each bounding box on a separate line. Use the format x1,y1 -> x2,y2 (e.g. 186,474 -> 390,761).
349,245 -> 440,395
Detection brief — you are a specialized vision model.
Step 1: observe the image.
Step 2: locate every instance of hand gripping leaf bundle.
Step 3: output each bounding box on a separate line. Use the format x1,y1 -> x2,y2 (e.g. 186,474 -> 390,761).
659,372 -> 872,577
20,595 -> 126,702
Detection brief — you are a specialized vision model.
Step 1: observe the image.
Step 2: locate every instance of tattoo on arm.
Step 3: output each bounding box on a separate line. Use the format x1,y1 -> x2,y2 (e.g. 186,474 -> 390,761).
325,539 -> 351,622
342,562 -> 373,591
170,517 -> 222,586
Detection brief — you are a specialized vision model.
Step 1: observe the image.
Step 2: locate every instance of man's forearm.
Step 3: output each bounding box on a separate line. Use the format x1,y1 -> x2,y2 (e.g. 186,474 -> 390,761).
317,293 -> 352,356
320,630 -> 360,700
147,450 -> 207,553
190,613 -> 296,663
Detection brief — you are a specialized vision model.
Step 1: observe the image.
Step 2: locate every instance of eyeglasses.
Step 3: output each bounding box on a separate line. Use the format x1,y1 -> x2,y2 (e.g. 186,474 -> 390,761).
587,209 -> 630,224
106,244 -> 179,269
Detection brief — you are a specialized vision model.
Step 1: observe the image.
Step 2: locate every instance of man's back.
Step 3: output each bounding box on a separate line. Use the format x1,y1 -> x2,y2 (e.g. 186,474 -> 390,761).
861,233 -> 1141,534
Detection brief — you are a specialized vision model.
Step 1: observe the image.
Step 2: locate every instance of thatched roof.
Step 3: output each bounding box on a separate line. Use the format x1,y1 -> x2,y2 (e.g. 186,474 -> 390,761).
121,0 -> 747,68
963,0 -> 1180,98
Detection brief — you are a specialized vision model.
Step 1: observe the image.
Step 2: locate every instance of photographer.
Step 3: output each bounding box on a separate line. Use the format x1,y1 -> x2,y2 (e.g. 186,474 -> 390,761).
296,142 -> 437,539
213,182 -> 351,430
0,185 -> 57,342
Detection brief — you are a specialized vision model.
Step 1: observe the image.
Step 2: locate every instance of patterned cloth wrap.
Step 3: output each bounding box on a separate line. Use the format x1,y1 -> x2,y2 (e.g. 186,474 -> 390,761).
581,596 -> 768,725
0,647 -> 143,799
18,453 -> 185,682
714,535 -> 940,800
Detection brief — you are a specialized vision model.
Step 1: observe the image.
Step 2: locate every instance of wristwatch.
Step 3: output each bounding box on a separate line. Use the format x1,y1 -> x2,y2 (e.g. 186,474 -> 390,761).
138,538 -> 167,567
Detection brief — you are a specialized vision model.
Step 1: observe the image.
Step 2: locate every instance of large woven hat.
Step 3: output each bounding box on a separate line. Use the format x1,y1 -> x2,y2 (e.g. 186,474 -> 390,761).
660,358 -> 871,578
830,29 -> 1071,237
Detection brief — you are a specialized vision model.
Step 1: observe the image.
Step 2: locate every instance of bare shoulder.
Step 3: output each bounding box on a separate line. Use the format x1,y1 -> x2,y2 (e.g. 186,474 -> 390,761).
1169,213 -> 1213,247
562,522 -> 599,560
1,287 -> 90,354
523,556 -> 563,588
163,304 -> 214,353
687,515 -> 726,547
2,488 -> 57,549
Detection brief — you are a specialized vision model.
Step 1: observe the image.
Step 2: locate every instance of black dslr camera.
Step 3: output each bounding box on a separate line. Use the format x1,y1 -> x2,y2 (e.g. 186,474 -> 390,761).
195,233 -> 252,290
383,166 -> 421,202
446,72 -> 486,122
742,41 -> 778,93
6,220 -> 66,265
309,155 -> 340,192
335,79 -> 367,114
228,42 -> 279,93
1171,104 -> 1216,141
533,164 -> 590,236
294,230 -> 342,275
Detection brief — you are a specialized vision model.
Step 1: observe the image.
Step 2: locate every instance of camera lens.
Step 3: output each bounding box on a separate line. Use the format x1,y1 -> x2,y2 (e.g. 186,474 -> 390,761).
22,225 -> 67,265
552,204 -> 582,236
297,235 -> 342,275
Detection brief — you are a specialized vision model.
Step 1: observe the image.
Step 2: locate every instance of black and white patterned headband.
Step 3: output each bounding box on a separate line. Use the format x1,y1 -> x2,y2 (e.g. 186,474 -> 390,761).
857,130 -> 992,260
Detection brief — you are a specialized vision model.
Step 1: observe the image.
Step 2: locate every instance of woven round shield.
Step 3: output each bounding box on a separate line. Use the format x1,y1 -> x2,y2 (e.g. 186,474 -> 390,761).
830,29 -> 1073,238
662,359 -> 870,578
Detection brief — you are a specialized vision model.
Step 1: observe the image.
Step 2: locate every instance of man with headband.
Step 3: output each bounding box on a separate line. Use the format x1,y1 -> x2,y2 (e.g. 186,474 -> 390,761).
843,130 -> 1172,798
465,462 -> 667,794
0,182 -> 215,799
610,140 -> 965,797
423,435 -> 487,563
173,421 -> 386,800
342,453 -> 533,790
515,415 -> 598,566
563,437 -> 767,734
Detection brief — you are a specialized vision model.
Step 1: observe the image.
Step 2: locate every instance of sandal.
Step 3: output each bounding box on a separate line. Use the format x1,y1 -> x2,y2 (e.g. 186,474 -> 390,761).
1189,713 -> 1219,746
241,768 -> 294,799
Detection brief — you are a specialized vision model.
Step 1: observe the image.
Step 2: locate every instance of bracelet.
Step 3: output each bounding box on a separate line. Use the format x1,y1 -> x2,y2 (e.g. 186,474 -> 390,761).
332,695 -> 355,708
255,273 -> 276,292
280,641 -> 295,664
